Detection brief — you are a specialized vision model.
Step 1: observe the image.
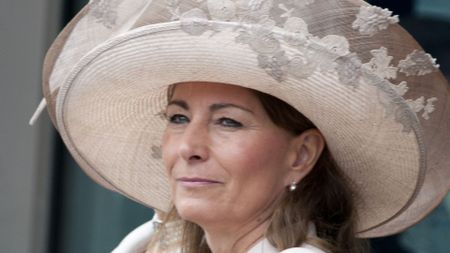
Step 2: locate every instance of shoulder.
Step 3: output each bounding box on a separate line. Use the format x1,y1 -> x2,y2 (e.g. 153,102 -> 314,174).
280,244 -> 327,253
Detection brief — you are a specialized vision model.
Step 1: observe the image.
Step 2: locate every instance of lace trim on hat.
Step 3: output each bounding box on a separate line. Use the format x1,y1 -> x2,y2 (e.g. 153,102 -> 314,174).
406,97 -> 438,120
207,0 -> 237,21
172,1 -> 439,127
335,53 -> 363,88
167,0 -> 182,21
236,0 -> 274,24
352,5 -> 399,36
180,8 -> 211,35
90,0 -> 121,29
364,48 -> 438,120
290,0 -> 316,8
390,81 -> 409,97
398,50 -> 440,76
81,0 -> 440,131
363,47 -> 398,80
236,25 -> 281,54
257,50 -> 290,81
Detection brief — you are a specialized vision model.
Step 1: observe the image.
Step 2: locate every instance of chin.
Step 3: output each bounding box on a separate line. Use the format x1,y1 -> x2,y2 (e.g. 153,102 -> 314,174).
175,199 -> 217,225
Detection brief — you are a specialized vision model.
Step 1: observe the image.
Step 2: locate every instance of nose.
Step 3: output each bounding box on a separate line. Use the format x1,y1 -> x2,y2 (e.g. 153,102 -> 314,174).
178,121 -> 210,163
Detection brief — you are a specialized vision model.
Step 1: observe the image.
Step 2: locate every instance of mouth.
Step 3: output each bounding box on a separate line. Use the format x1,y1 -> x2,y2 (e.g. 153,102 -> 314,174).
176,177 -> 223,187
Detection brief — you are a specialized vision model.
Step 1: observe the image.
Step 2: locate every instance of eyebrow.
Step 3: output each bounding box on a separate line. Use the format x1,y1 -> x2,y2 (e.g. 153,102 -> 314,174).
167,100 -> 189,110
167,100 -> 254,114
209,103 -> 254,114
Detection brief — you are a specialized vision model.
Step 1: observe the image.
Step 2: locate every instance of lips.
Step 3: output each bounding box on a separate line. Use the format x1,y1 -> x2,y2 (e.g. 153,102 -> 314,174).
176,177 -> 222,187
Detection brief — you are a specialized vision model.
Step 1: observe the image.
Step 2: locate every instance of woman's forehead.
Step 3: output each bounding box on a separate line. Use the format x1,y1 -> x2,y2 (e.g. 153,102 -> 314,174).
171,82 -> 260,106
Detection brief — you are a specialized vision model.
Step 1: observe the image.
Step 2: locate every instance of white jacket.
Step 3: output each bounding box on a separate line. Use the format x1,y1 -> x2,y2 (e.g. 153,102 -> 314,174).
112,215 -> 326,253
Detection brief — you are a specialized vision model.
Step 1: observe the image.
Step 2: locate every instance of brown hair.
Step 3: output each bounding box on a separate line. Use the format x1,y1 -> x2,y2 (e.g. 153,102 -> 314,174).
256,91 -> 368,253
149,86 -> 368,253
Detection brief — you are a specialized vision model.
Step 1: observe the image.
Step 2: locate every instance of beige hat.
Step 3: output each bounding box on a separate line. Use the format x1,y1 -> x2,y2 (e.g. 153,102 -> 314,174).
31,0 -> 450,238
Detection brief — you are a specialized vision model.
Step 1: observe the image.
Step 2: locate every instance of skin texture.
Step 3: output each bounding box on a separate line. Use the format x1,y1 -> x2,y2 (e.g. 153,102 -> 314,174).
162,82 -> 325,253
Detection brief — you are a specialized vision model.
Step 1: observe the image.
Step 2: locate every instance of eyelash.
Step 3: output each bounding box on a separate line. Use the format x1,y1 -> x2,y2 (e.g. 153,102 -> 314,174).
168,114 -> 189,124
216,117 -> 243,128
167,114 -> 243,128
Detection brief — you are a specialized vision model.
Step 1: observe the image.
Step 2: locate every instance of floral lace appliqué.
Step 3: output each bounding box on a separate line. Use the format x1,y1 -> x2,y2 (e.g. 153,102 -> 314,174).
318,35 -> 350,57
352,5 -> 399,36
283,16 -> 309,34
236,26 -> 280,54
180,8 -> 210,35
363,47 -> 398,79
335,53 -> 363,88
167,0 -> 181,20
278,3 -> 295,18
235,0 -> 274,24
168,0 -> 439,124
390,81 -> 409,97
287,54 -> 316,79
406,97 -> 438,120
244,0 -> 268,11
305,43 -> 336,72
398,50 -> 440,76
286,0 -> 316,8
282,17 -> 310,46
207,0 -> 237,21
90,0 -> 121,29
258,50 -> 290,81
388,81 -> 437,121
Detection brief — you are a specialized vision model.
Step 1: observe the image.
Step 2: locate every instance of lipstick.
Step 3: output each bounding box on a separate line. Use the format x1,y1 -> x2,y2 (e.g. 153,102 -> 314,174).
176,177 -> 222,187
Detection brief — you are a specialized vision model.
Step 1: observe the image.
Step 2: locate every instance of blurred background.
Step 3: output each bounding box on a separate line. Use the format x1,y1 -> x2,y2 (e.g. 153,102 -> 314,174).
1,0 -> 449,252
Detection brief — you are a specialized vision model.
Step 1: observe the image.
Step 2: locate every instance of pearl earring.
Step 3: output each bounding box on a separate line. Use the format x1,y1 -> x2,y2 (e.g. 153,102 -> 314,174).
289,181 -> 297,191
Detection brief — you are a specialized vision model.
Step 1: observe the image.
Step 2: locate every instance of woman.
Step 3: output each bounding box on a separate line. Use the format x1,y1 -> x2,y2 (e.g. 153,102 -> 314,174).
144,82 -> 361,253
30,0 -> 450,252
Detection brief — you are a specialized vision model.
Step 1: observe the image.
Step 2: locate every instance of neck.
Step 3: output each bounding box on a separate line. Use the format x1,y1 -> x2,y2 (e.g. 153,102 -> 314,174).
203,215 -> 271,253
189,190 -> 287,253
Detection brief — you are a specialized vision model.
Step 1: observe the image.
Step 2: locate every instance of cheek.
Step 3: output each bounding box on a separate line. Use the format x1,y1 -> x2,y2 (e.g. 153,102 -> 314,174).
162,133 -> 181,201
161,131 -> 175,174
218,135 -> 291,216
222,133 -> 291,184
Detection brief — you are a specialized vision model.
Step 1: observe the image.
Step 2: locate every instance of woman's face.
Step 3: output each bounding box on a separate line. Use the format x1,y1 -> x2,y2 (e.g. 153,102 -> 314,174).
162,82 -> 299,228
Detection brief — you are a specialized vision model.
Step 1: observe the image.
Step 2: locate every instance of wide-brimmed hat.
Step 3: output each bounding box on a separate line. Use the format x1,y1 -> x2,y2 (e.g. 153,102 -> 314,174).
31,0 -> 450,237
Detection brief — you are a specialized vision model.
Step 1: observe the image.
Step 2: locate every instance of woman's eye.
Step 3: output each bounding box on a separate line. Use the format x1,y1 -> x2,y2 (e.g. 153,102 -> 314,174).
168,114 -> 189,124
216,117 -> 243,128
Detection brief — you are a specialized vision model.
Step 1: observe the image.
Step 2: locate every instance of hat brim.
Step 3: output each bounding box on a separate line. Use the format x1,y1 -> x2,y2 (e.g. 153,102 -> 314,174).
54,21 -> 427,234
42,6 -> 122,192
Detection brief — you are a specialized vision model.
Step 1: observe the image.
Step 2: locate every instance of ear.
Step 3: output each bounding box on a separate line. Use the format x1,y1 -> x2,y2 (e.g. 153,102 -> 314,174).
285,129 -> 325,185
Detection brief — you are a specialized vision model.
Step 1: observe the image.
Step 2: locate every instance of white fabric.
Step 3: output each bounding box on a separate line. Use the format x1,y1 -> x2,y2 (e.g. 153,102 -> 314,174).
247,238 -> 326,253
112,214 -> 325,253
111,214 -> 161,253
